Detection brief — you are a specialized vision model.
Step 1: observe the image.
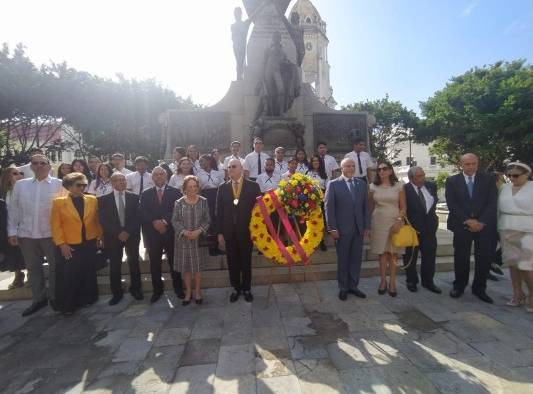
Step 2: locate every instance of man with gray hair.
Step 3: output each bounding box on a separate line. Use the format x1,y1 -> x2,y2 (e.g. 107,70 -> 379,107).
403,167 -> 440,293
8,154 -> 66,316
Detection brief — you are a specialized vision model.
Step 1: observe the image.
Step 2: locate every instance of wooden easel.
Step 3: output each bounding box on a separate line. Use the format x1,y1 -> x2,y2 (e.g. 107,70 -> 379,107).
264,216 -> 322,307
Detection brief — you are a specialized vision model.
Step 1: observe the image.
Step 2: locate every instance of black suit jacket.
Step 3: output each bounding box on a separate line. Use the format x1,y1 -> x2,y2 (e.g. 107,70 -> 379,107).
0,199 -> 7,255
216,179 -> 261,240
139,185 -> 182,239
445,172 -> 497,232
98,191 -> 141,243
404,182 -> 439,235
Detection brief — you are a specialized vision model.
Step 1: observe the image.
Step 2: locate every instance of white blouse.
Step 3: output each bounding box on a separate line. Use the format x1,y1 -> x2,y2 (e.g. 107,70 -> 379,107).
498,181 -> 533,232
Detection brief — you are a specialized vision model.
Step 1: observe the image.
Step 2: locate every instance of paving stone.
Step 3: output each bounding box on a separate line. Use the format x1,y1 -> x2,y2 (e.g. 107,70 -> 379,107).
294,358 -> 346,394
253,325 -> 289,352
113,338 -> 153,362
326,337 -> 373,370
255,357 -> 295,378
257,375 -> 302,394
153,327 -> 190,347
470,341 -> 533,368
282,316 -> 316,336
212,373 -> 256,394
221,320 -> 253,345
216,344 -> 255,378
289,336 -> 328,360
180,338 -> 220,366
98,361 -> 140,378
169,363 -> 216,394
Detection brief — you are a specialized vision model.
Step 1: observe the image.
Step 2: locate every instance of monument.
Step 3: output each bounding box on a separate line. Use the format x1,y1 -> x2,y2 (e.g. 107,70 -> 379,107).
160,0 -> 373,157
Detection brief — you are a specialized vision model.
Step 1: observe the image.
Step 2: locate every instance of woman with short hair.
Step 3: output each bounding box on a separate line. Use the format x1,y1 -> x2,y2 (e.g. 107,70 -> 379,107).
51,172 -> 103,315
498,162 -> 533,312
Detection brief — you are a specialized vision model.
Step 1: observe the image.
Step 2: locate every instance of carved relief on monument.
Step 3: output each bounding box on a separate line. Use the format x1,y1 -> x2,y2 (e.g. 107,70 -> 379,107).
313,113 -> 368,153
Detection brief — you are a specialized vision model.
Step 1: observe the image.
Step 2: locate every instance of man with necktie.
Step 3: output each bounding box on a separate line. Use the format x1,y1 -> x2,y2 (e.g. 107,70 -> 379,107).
126,156 -> 154,197
140,166 -> 184,303
403,167 -> 441,294
445,153 -> 498,303
98,172 -> 143,305
344,138 -> 371,183
243,137 -> 270,181
325,158 -> 370,301
216,159 -> 261,302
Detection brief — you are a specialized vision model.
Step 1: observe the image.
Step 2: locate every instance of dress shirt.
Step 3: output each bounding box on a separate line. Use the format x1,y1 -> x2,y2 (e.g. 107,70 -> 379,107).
169,174 -> 185,191
273,160 -> 288,176
243,151 -> 270,178
256,172 -> 281,193
190,160 -> 201,175
126,171 -> 154,195
463,172 -> 476,184
321,154 -> 340,179
114,167 -> 132,176
197,169 -> 224,190
296,163 -> 309,174
340,174 -> 356,193
7,176 -> 66,238
223,155 -> 245,169
282,171 -> 295,181
87,179 -> 113,197
410,183 -> 434,214
168,161 -> 178,173
113,189 -> 126,213
344,150 -> 371,178
307,171 -> 328,191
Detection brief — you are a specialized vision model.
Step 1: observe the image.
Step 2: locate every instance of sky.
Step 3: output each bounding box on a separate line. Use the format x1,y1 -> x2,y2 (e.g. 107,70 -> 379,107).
1,0 -> 532,114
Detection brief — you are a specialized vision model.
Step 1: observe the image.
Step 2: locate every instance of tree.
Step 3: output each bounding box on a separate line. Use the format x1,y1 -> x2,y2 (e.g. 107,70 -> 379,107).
343,95 -> 419,163
416,60 -> 533,170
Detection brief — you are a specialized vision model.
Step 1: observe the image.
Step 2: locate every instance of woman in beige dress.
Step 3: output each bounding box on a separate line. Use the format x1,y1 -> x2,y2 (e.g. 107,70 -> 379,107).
369,161 -> 406,297
498,162 -> 533,312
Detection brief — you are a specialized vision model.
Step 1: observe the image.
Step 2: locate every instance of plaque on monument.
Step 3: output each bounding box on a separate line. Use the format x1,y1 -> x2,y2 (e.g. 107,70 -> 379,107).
313,112 -> 369,153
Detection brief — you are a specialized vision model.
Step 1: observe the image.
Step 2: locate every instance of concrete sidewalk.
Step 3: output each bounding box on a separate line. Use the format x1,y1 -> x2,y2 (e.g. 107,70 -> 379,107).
0,270 -> 532,393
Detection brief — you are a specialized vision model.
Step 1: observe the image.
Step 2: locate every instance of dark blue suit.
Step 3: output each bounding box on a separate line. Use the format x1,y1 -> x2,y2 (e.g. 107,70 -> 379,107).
325,177 -> 370,291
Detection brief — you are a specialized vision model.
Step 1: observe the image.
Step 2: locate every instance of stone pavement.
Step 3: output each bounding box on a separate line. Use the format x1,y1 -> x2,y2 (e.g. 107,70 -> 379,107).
0,270 -> 532,394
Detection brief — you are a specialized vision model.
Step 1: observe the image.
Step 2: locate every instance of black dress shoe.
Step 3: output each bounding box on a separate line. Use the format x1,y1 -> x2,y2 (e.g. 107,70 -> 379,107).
195,298 -> 203,305
422,283 -> 442,294
229,291 -> 240,303
378,284 -> 387,295
348,289 -> 367,298
151,292 -> 163,304
175,288 -> 185,300
473,291 -> 493,304
243,291 -> 253,303
491,264 -> 504,276
320,242 -> 327,252
22,299 -> 47,317
449,288 -> 464,298
406,283 -> 418,293
131,290 -> 144,301
108,293 -> 123,306
338,291 -> 348,301
487,273 -> 499,281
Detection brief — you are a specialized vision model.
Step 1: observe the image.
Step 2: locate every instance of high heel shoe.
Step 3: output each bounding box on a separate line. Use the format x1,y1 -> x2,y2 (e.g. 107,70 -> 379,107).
506,295 -> 526,307
378,282 -> 387,295
388,285 -> 397,297
195,298 -> 203,305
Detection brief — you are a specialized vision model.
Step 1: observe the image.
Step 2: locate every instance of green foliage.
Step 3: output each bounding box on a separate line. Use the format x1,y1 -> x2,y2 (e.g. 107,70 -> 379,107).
343,95 -> 419,162
435,171 -> 450,191
0,43 -> 195,167
416,60 -> 533,170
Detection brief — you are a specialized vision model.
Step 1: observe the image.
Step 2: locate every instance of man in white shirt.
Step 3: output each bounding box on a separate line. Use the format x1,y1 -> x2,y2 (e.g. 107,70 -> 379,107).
18,147 -> 47,179
344,138 -> 372,182
168,146 -> 186,174
256,158 -> 281,193
282,158 -> 298,180
223,141 -> 246,178
8,154 -> 66,316
244,137 -> 270,181
111,152 -> 132,175
273,146 -> 288,176
316,141 -> 339,179
126,156 -> 154,196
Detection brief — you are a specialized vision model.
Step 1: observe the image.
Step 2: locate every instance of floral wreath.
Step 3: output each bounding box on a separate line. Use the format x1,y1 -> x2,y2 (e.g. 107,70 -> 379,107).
249,173 -> 324,265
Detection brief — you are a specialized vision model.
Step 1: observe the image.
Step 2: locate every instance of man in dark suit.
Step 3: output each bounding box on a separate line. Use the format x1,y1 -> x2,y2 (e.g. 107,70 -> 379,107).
403,167 -> 441,294
325,158 -> 370,301
445,153 -> 497,303
139,166 -> 184,303
216,158 -> 261,303
98,172 -> 143,305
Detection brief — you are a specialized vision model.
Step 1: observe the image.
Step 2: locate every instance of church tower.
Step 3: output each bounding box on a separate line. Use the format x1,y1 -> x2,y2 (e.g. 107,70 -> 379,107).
289,0 -> 337,108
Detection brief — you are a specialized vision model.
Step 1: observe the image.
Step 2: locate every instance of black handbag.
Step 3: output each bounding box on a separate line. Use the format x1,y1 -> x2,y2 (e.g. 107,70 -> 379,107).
94,249 -> 108,271
198,234 -> 217,248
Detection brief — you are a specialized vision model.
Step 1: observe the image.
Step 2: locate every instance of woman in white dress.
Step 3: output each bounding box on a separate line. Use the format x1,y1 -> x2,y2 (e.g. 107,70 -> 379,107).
169,158 -> 194,191
87,163 -> 113,197
498,161 -> 533,312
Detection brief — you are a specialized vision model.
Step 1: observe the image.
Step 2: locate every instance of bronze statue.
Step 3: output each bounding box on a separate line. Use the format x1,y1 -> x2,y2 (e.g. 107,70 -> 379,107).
262,31 -> 300,116
282,11 -> 305,67
231,7 -> 252,81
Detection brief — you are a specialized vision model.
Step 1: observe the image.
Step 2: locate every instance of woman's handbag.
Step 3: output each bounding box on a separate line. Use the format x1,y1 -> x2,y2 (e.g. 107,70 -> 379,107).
94,249 -> 108,271
198,234 -> 217,248
389,217 -> 419,269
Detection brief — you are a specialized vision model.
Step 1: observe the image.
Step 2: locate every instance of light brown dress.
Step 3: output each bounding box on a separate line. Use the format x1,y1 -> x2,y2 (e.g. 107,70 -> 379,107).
369,181 -> 405,255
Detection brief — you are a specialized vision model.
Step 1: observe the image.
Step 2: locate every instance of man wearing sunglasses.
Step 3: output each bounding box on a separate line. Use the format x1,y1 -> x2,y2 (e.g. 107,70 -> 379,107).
7,154 -> 66,316
445,153 -> 498,303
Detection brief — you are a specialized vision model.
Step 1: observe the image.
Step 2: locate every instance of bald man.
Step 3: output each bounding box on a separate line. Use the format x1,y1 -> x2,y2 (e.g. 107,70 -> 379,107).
445,153 -> 497,303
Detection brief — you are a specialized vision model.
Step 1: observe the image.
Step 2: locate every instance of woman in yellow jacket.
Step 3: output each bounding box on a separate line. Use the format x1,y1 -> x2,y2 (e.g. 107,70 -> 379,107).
51,172 -> 103,314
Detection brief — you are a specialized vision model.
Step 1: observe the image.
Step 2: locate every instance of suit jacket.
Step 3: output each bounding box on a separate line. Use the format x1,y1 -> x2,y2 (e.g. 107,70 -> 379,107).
445,172 -> 497,232
139,185 -> 182,239
324,177 -> 370,235
404,182 -> 439,235
216,179 -> 261,240
0,199 -> 6,254
50,194 -> 103,245
98,191 -> 141,243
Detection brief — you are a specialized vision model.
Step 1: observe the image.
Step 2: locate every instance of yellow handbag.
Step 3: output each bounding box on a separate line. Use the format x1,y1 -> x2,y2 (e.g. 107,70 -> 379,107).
391,218 -> 419,248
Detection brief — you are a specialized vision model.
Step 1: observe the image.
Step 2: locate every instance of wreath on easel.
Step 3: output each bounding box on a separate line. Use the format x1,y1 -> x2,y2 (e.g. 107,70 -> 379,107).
249,173 -> 324,265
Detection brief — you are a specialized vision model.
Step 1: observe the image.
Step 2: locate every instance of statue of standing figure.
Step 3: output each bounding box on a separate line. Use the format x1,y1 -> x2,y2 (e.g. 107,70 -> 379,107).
231,7 -> 251,81
262,31 -> 301,116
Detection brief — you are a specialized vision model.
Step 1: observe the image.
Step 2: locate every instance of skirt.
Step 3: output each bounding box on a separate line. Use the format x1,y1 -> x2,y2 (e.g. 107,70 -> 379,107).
500,230 -> 533,271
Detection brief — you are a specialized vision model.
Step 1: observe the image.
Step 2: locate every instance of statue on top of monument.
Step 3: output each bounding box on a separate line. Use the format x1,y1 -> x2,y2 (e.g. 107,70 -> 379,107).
261,30 -> 301,116
280,10 -> 305,67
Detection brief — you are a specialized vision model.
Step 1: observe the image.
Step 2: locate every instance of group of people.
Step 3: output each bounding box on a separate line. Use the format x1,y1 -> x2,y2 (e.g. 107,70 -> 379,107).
0,139 -> 532,317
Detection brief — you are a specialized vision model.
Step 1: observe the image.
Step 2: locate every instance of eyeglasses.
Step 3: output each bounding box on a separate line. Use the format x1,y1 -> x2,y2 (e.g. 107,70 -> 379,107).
228,165 -> 238,169
12,172 -> 23,176
508,173 -> 524,179
377,167 -> 390,172
74,183 -> 88,188
31,161 -> 48,166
